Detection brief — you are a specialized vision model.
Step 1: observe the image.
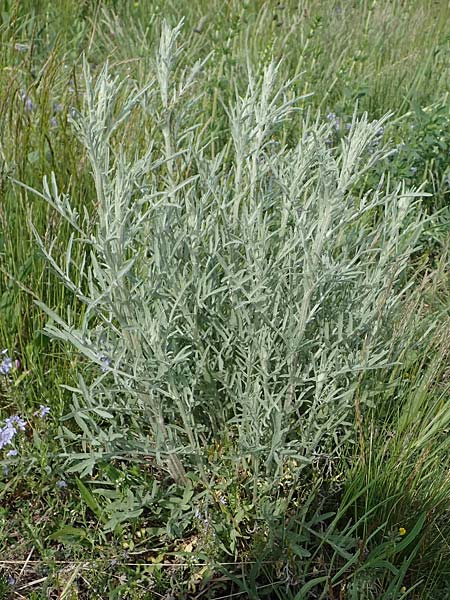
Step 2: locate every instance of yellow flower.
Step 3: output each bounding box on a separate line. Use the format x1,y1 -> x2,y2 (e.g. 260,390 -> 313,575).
400,586 -> 407,593
399,527 -> 407,536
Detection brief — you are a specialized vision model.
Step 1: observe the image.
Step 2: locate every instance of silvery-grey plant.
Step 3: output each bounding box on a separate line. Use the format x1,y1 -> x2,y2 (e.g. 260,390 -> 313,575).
22,22 -> 424,491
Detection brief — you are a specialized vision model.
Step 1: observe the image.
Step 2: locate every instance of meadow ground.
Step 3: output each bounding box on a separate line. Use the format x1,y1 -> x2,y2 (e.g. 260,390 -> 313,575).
1,1 -> 450,598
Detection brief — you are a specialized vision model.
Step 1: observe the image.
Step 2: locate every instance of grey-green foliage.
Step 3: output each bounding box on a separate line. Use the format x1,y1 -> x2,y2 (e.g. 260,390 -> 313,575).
26,23 -> 424,486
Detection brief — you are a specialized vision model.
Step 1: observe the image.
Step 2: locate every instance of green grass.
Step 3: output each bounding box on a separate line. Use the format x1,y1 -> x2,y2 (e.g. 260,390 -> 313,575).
1,1 -> 450,598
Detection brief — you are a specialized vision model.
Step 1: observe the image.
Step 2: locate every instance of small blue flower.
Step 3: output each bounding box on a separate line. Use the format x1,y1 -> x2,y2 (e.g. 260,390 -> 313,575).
0,415 -> 26,450
2,465 -> 9,476
99,355 -> 112,373
326,112 -> 340,130
5,416 -> 26,431
410,166 -> 417,174
0,357 -> 12,374
56,480 -> 68,488
0,350 -> 13,375
35,405 -> 50,418
20,91 -> 35,112
6,575 -> 15,585
0,424 -> 16,450
6,449 -> 18,457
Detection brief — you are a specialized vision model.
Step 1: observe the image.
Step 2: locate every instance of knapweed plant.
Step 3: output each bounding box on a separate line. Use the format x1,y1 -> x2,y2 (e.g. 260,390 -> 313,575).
23,23 -> 424,499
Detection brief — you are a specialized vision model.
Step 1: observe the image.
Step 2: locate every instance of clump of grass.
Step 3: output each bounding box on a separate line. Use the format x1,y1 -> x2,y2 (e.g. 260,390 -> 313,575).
335,311 -> 450,599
